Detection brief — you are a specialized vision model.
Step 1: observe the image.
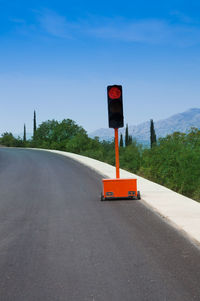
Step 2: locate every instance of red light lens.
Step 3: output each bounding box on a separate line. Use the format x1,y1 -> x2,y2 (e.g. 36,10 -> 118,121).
108,87 -> 121,99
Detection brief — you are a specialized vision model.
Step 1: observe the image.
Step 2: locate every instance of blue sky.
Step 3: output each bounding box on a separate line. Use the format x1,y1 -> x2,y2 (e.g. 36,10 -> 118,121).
0,0 -> 200,135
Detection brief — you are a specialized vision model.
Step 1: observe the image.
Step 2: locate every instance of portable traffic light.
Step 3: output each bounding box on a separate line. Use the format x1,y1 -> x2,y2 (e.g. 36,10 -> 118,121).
101,85 -> 140,201
107,85 -> 124,128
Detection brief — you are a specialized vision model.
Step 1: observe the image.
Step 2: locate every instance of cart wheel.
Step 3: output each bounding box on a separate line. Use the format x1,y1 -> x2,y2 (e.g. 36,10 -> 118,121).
137,191 -> 141,200
101,193 -> 105,201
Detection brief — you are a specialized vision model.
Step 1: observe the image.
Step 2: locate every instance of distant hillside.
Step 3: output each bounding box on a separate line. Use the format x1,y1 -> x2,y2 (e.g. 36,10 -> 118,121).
89,108 -> 200,144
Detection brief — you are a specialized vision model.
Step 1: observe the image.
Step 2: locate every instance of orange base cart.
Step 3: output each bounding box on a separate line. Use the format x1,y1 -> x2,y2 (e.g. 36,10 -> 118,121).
101,128 -> 140,201
101,178 -> 140,201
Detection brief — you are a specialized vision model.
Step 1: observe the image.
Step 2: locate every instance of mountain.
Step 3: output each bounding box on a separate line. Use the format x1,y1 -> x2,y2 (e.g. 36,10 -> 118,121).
89,108 -> 200,144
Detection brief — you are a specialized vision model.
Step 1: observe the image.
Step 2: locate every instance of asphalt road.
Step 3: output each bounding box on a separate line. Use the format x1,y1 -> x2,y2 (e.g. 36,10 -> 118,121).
0,148 -> 200,301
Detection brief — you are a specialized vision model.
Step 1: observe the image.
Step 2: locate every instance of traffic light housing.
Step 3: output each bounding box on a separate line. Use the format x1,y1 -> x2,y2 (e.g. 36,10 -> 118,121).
107,85 -> 124,128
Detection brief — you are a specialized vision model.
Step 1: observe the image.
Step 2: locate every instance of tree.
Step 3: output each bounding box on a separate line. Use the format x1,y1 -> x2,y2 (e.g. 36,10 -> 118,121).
125,124 -> 129,146
128,135 -> 132,145
140,130 -> 200,201
125,124 -> 132,146
23,124 -> 26,142
120,139 -> 142,173
33,119 -> 87,149
150,119 -> 157,148
1,132 -> 16,147
120,133 -> 123,147
33,110 -> 37,137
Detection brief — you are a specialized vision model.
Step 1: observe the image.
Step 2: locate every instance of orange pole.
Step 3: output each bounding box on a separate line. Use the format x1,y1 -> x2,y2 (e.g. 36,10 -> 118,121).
115,128 -> 120,178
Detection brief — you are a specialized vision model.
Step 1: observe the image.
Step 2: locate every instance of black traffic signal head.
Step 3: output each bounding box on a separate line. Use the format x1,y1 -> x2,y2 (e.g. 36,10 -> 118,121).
107,85 -> 124,128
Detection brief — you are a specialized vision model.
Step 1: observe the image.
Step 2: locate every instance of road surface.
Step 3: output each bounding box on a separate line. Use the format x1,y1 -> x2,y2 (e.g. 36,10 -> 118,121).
0,148 -> 200,301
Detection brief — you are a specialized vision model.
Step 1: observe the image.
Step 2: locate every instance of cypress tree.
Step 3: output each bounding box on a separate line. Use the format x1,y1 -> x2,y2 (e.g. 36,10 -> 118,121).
128,135 -> 132,145
125,124 -> 133,146
150,119 -> 157,148
33,110 -> 37,137
120,133 -> 123,147
125,124 -> 129,147
23,124 -> 26,142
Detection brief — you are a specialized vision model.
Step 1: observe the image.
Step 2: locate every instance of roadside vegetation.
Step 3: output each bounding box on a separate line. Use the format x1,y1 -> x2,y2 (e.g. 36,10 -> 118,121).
0,113 -> 199,202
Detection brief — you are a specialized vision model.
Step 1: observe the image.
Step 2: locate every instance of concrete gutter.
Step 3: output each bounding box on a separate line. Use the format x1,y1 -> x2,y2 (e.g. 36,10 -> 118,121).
33,148 -> 200,246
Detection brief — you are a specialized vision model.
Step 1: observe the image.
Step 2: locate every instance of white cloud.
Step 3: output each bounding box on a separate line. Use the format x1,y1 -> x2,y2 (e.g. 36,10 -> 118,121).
88,19 -> 170,44
37,10 -> 78,38
87,18 -> 200,47
15,9 -> 200,47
